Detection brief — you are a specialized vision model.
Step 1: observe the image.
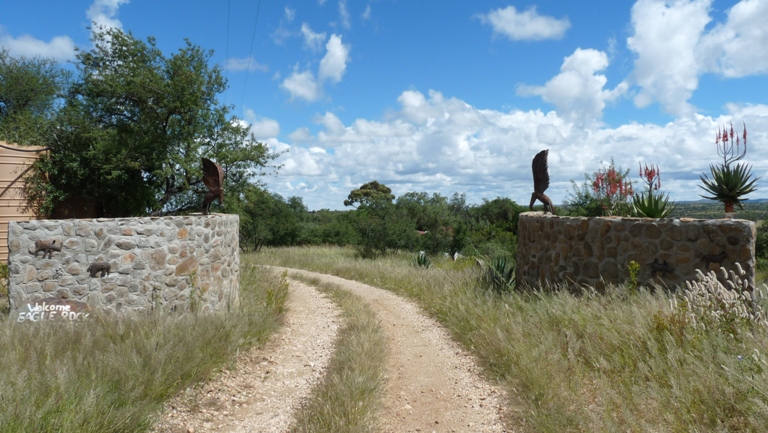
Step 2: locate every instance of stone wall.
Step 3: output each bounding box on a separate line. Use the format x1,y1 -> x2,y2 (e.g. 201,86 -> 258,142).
7,214 -> 239,315
516,212 -> 755,291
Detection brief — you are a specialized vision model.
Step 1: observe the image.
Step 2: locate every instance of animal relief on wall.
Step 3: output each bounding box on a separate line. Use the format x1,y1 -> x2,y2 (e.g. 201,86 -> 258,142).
33,239 -> 62,259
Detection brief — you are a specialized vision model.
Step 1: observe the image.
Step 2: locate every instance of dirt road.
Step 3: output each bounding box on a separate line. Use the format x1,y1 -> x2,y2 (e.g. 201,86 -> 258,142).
153,268 -> 508,432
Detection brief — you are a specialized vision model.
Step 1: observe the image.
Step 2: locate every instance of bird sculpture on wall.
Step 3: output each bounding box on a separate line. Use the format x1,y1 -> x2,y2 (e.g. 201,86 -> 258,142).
202,158 -> 224,215
529,149 -> 556,214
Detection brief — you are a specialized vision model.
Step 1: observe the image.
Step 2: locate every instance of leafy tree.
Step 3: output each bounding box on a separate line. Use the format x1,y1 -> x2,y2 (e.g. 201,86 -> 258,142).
345,181 -> 413,258
396,191 -> 462,255
0,49 -> 70,146
235,186 -> 299,252
23,27 -> 278,217
343,180 -> 395,208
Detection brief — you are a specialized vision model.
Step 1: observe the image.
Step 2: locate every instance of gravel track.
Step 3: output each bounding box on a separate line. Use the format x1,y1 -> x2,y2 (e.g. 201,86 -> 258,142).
152,267 -> 510,432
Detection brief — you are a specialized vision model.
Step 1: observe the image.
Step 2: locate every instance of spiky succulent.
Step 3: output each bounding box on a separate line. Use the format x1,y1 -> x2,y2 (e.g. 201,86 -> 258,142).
633,190 -> 675,218
699,163 -> 758,211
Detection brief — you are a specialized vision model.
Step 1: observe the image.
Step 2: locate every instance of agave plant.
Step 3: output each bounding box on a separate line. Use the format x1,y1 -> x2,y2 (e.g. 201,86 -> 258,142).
412,251 -> 432,269
699,163 -> 758,213
480,256 -> 515,294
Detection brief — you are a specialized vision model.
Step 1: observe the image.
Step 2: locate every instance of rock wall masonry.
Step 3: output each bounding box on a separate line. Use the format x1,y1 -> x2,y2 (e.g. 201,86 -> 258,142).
516,212 -> 755,290
7,214 -> 239,314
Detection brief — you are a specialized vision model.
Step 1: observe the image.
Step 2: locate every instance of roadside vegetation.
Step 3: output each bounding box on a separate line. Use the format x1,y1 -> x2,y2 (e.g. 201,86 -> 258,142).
290,276 -> 387,433
0,256 -> 287,433
252,246 -> 768,432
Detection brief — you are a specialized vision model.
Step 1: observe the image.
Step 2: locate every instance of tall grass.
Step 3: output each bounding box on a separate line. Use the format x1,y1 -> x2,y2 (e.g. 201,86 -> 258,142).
0,255 -> 287,433
290,277 -> 387,433
252,246 -> 768,432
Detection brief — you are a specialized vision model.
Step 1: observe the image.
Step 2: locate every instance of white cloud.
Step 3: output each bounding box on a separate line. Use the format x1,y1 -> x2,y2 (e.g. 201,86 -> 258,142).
87,0 -> 129,31
478,5 -> 570,41
319,34 -> 350,83
261,89 -> 768,211
301,23 -> 326,52
225,56 -> 268,72
281,34 -> 350,101
627,0 -> 710,117
281,68 -> 321,102
284,7 -> 296,21
699,0 -> 768,77
517,48 -> 628,123
0,29 -> 76,61
627,0 -> 768,118
244,111 -> 281,139
338,1 -> 351,29
363,4 -> 372,20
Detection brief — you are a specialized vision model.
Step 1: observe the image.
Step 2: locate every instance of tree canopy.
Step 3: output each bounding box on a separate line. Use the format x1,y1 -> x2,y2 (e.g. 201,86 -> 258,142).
6,27 -> 278,217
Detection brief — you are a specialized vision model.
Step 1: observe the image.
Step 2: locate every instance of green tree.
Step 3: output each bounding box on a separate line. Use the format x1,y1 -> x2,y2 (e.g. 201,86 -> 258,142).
345,181 -> 413,258
343,180 -> 395,207
24,27 -> 278,217
0,49 -> 70,146
236,186 -> 299,252
396,191 -> 462,255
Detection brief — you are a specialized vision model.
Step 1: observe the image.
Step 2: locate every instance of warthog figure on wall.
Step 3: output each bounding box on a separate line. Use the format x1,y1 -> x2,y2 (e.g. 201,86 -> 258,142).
33,239 -> 62,259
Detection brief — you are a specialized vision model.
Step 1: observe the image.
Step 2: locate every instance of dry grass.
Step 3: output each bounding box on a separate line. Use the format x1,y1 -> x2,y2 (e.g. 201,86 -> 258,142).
252,246 -> 768,433
0,255 -> 287,433
290,276 -> 387,433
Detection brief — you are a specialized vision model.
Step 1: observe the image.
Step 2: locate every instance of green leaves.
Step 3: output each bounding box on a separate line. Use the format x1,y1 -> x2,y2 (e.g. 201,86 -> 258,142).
699,162 -> 759,210
632,190 -> 675,218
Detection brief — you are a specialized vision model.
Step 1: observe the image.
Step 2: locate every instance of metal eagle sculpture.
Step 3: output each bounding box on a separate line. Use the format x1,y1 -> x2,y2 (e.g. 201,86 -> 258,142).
201,158 -> 224,215
529,149 -> 556,214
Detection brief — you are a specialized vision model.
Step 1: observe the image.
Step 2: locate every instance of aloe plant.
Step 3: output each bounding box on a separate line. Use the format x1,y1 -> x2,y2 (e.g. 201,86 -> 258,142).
633,163 -> 675,218
699,123 -> 759,213
699,162 -> 758,213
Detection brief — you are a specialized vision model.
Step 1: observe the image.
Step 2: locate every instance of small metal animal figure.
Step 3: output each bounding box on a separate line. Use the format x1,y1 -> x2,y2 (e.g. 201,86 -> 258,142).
33,239 -> 61,259
529,149 -> 556,214
702,251 -> 727,268
201,158 -> 224,215
651,258 -> 674,276
87,261 -> 111,278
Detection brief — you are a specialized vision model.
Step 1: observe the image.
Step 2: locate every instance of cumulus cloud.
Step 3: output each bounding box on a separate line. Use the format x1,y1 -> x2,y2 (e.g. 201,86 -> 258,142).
627,0 -> 768,117
225,56 -> 268,72
244,111 -> 281,139
518,48 -> 628,123
698,0 -> 768,77
478,5 -> 570,41
87,0 -> 129,31
301,23 -> 326,52
0,29 -> 76,61
281,68 -> 321,102
260,88 -> 768,211
318,34 -> 350,83
281,34 -> 350,101
627,0 -> 710,117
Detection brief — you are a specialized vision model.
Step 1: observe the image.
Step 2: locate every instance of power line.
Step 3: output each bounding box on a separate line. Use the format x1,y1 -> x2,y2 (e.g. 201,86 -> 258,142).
240,0 -> 262,110
224,0 -> 231,106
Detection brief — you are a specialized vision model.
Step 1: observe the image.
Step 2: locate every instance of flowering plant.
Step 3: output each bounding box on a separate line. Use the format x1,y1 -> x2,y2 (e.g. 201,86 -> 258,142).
699,123 -> 758,213
591,159 -> 634,216
632,163 -> 675,218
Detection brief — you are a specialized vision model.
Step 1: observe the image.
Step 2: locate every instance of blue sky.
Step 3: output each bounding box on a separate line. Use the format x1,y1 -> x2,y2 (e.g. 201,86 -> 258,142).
3,0 -> 768,210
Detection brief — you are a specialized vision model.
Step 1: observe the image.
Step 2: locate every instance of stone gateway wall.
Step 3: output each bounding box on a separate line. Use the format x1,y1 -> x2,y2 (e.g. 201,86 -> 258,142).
516,212 -> 755,291
7,214 -> 239,315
